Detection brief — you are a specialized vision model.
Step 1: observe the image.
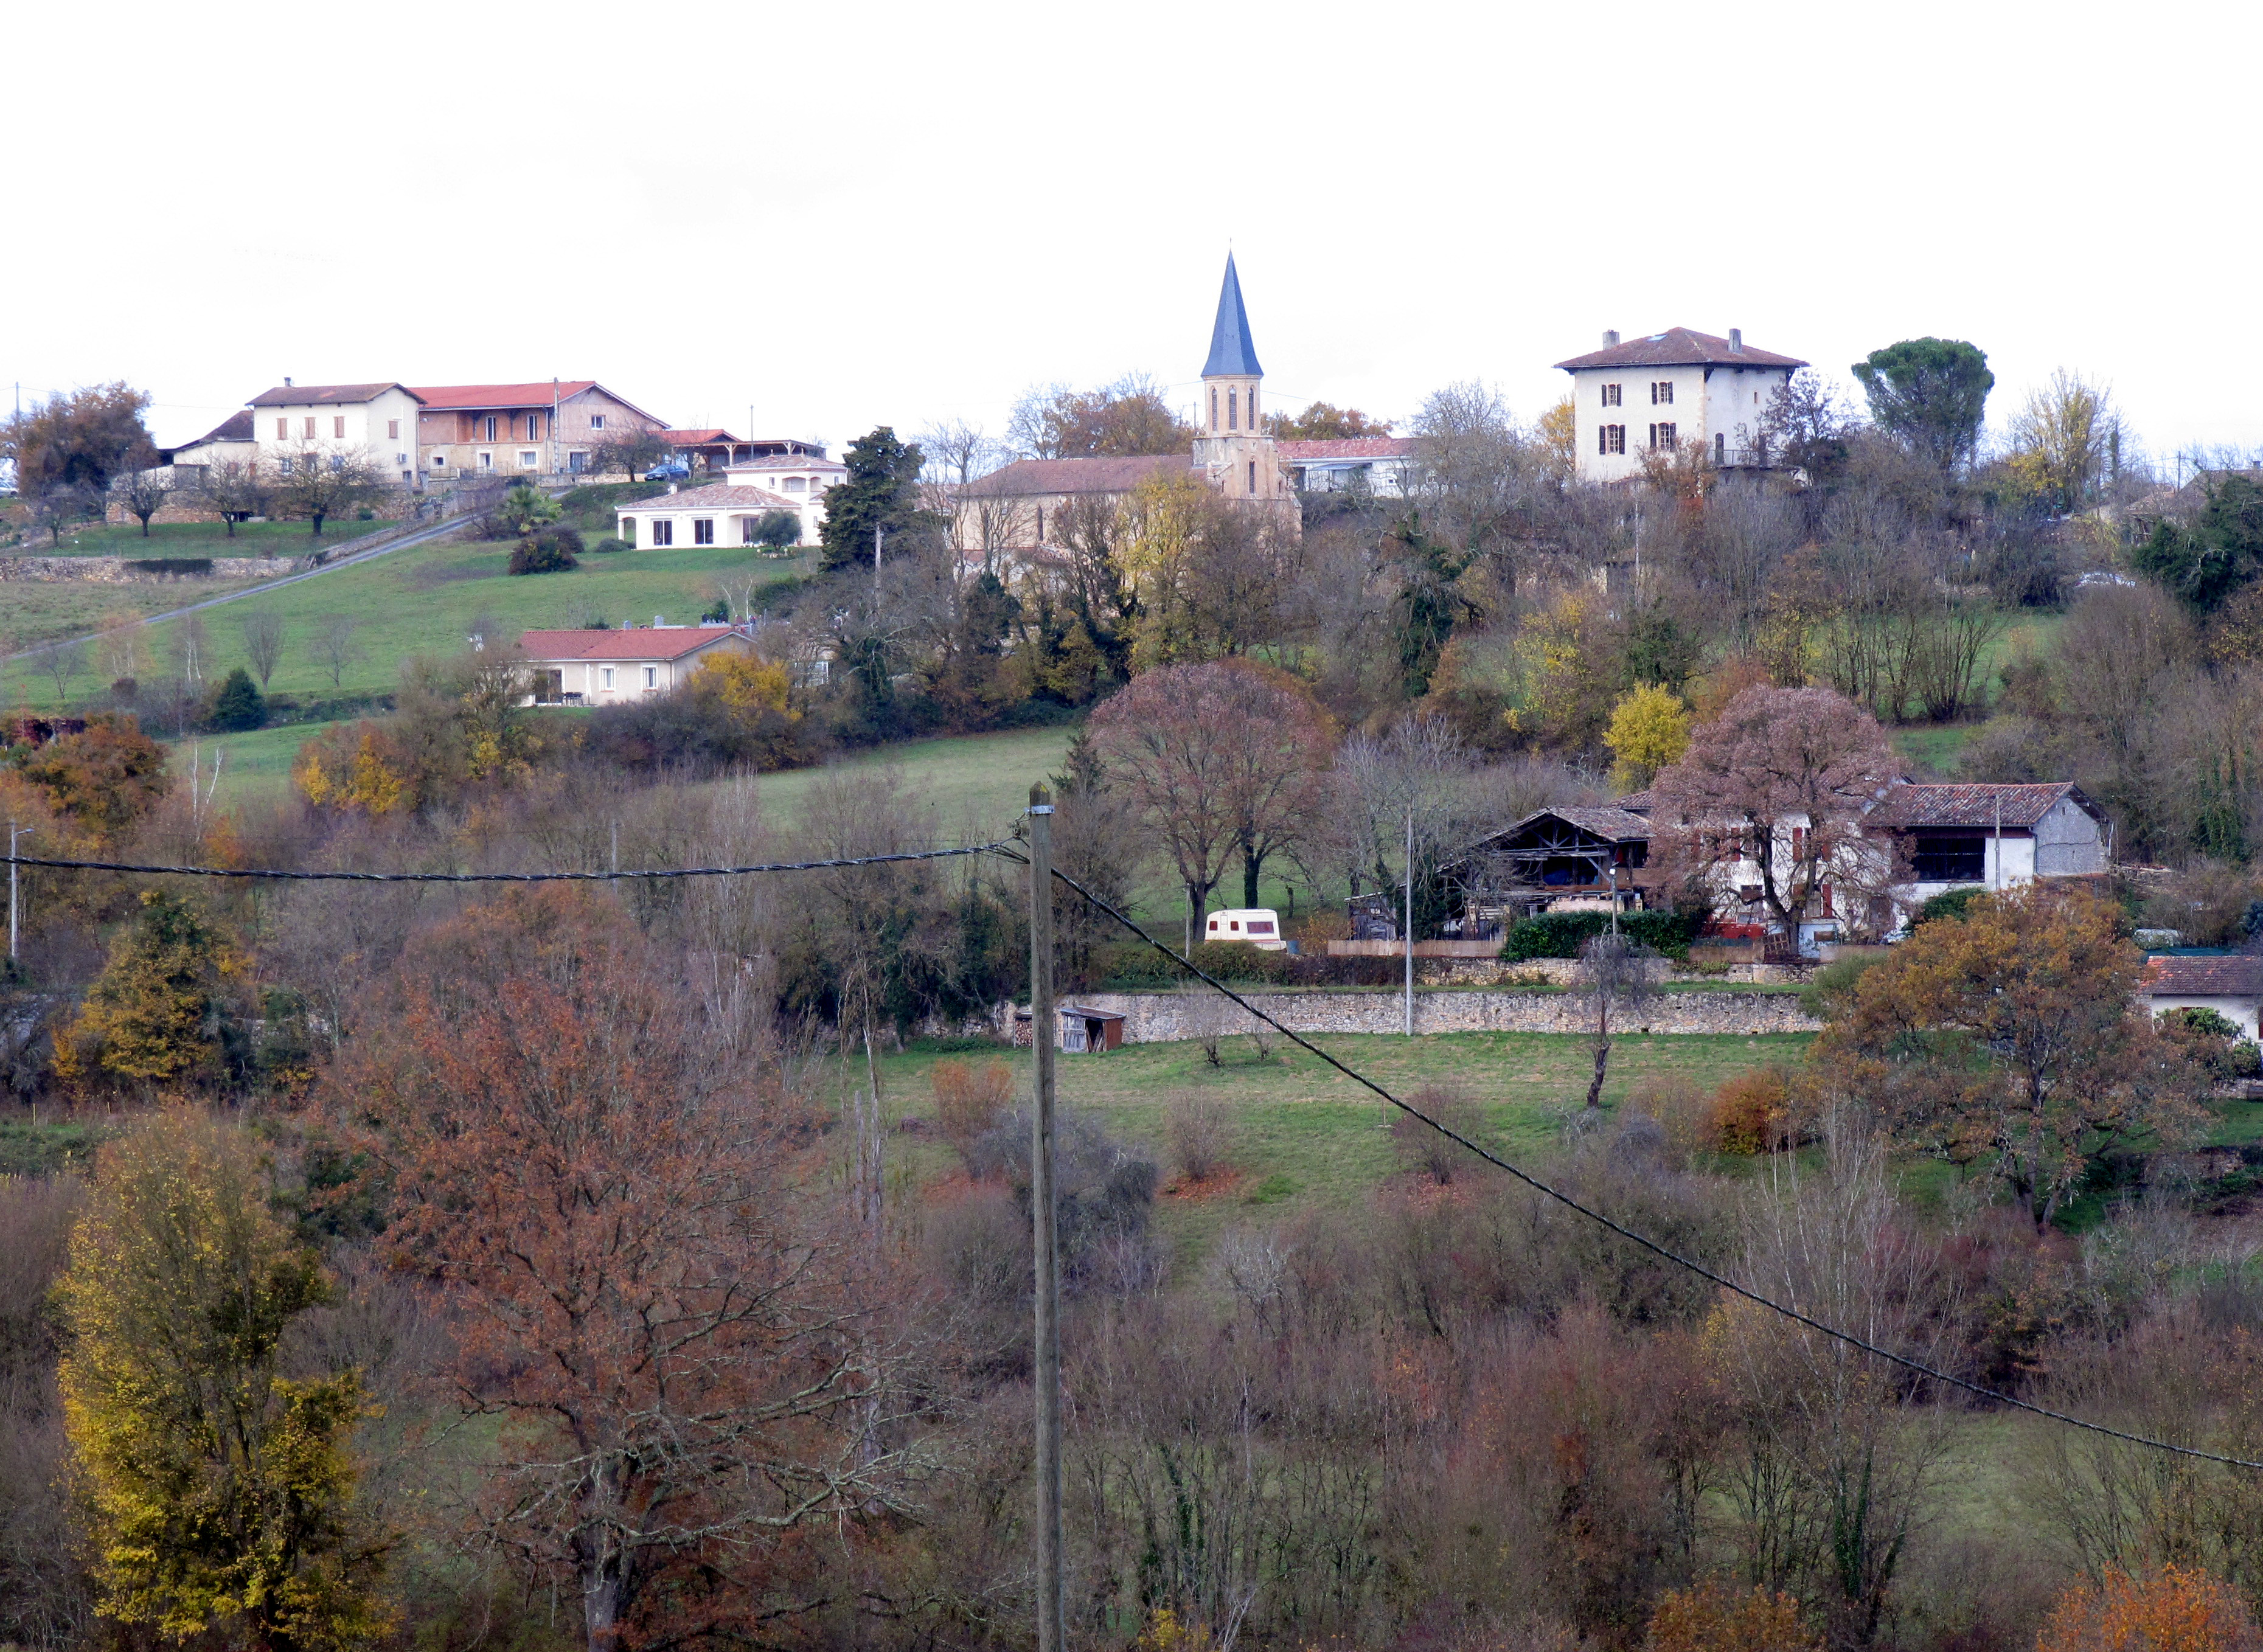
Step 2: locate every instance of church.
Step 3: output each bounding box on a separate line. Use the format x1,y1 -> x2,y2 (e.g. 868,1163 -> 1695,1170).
954,255 -> 1377,552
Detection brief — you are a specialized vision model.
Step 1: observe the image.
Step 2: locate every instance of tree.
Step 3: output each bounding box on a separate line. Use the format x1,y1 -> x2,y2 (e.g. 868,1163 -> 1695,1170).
2009,369 -> 2124,516
1535,394 -> 1579,479
57,1112 -> 388,1652
1605,683 -> 1691,792
1575,932 -> 1660,1112
108,465 -> 173,536
493,483 -> 561,536
1,383 -> 155,498
2038,1565 -> 2259,1652
1823,884 -> 2212,1230
1650,685 -> 1901,940
586,428 -> 672,481
269,445 -> 388,536
507,530 -> 580,574
2131,473 -> 2263,613
336,887 -> 910,1652
310,614 -> 363,688
240,609 -> 286,687
1009,373 -> 1196,458
192,459 -> 268,537
1263,400 -> 1393,440
1851,338 -> 1994,475
207,667 -> 267,732
38,639 -> 86,705
1761,368 -> 1858,480
1386,510 -> 1477,699
1088,661 -> 1304,948
1214,664 -> 1333,906
817,425 -> 930,573
21,482 -> 94,547
917,417 -> 1005,485
53,889 -> 240,1091
13,712 -> 169,842
1646,1580 -> 1821,1652
751,507 -> 801,549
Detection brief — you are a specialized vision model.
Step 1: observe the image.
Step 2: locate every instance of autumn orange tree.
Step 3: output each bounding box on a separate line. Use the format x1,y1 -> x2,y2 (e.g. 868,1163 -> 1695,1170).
335,886 -> 920,1652
12,713 -> 169,844
1646,1580 -> 1820,1652
53,889 -> 243,1093
2039,1564 -> 2259,1652
1821,884 -> 2211,1230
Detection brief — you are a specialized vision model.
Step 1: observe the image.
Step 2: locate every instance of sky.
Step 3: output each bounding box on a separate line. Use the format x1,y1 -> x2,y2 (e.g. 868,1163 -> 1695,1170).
8,0 -> 2256,470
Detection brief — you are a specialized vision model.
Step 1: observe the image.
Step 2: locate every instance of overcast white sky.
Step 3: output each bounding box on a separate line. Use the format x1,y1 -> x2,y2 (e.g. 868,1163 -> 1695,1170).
9,1 -> 2254,467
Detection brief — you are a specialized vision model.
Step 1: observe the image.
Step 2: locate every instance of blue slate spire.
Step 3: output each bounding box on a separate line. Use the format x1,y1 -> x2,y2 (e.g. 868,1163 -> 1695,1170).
1201,254 -> 1263,378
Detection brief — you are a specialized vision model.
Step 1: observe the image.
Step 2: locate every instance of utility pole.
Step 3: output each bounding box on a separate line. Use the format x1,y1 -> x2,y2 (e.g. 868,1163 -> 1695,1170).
7,822 -> 30,964
1026,783 -> 1065,1652
874,524 -> 886,588
1403,801 -> 1415,1038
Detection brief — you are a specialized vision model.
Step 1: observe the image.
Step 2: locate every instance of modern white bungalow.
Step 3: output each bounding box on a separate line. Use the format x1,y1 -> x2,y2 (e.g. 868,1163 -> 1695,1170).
517,624 -> 753,706
614,484 -> 808,551
721,449 -> 846,543
2141,954 -> 2263,1043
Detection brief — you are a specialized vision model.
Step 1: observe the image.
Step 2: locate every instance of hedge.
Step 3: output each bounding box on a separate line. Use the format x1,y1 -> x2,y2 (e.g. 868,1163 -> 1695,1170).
1499,909 -> 1705,961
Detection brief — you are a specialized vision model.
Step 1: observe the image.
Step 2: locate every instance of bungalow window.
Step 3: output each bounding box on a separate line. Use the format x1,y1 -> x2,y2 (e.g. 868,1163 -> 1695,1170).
643,666 -> 657,689
784,477 -> 806,491
1651,381 -> 1674,405
590,414 -> 605,429
692,518 -> 715,545
1601,383 -> 1622,407
1650,423 -> 1677,450
741,516 -> 760,544
602,667 -> 614,689
1913,836 -> 1986,882
650,518 -> 674,546
568,450 -> 587,472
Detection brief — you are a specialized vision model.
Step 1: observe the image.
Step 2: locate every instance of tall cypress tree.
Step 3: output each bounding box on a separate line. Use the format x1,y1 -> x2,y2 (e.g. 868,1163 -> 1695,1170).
818,426 -> 928,573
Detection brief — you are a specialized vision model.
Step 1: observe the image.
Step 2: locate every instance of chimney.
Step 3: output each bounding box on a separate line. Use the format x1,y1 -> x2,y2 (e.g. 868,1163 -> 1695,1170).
1602,330 -> 1620,347
283,376 -> 293,387
1728,328 -> 1743,354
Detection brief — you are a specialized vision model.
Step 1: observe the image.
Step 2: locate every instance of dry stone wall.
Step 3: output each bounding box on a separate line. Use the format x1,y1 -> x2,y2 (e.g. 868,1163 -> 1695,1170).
0,555 -> 301,583
1073,988 -> 1821,1043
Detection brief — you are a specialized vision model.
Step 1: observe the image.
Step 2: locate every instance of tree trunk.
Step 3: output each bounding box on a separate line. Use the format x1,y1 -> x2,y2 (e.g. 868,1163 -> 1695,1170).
1242,842 -> 1262,909
1584,999 -> 1611,1111
1186,883 -> 1200,953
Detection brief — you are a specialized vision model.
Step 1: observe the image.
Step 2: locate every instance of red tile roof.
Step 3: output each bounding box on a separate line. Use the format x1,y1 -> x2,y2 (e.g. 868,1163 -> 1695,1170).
519,625 -> 746,662
2143,955 -> 2263,996
248,383 -> 420,406
1278,437 -> 1419,460
961,454 -> 1196,497
1554,328 -> 1806,372
614,484 -> 799,510
728,453 -> 846,472
664,428 -> 740,446
1868,782 -> 2099,831
408,380 -> 598,409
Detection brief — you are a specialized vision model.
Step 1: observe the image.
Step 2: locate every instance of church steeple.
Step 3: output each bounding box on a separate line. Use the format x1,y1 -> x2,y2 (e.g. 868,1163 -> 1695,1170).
1201,254 -> 1264,439
1203,253 -> 1263,379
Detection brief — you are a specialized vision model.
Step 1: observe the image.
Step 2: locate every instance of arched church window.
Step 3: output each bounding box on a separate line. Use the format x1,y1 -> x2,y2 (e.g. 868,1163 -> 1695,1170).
1228,389 -> 1238,430
1209,387 -> 1218,431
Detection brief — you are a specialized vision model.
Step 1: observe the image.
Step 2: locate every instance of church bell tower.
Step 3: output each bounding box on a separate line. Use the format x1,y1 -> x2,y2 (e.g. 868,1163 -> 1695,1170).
1194,253 -> 1287,504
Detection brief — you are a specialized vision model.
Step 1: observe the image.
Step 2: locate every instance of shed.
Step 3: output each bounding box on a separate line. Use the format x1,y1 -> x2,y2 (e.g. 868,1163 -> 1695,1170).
1012,1004 -> 1127,1052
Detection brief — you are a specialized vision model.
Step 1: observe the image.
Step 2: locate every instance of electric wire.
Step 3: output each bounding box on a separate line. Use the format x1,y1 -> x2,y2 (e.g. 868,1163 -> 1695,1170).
1019,852 -> 2263,1471
1,841 -> 1016,883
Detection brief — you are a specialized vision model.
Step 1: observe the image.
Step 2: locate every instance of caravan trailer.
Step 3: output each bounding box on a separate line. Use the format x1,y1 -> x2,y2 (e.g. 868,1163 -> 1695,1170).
1203,908 -> 1287,951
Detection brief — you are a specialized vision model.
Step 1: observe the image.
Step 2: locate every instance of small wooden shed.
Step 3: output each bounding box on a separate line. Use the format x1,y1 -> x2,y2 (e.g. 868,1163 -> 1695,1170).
1012,1004 -> 1127,1053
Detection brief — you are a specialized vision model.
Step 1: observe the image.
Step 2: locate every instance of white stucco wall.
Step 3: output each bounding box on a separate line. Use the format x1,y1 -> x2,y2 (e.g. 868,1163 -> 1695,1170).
1571,362 -> 1793,482
255,387 -> 422,482
2147,992 -> 2262,1043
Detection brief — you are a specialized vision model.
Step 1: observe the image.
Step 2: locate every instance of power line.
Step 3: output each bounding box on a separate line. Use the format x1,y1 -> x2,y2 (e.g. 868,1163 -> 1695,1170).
1023,854 -> 2263,1473
2,840 -> 1016,883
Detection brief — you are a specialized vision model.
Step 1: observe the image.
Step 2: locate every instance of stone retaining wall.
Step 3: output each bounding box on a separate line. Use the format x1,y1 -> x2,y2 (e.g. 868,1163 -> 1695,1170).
0,555 -> 301,583
1075,988 -> 1821,1042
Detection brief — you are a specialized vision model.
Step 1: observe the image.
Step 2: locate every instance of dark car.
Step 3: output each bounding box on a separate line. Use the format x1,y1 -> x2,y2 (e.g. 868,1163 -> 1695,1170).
643,461 -> 691,481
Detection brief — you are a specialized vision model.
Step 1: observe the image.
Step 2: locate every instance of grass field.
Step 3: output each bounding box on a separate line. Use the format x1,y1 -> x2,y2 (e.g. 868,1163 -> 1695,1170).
9,516 -> 395,558
739,725 -> 1079,833
2,578 -> 271,656
2,533 -> 813,713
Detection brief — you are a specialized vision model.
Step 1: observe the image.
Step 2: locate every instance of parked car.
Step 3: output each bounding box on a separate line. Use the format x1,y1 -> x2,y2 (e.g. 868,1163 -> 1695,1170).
643,462 -> 691,481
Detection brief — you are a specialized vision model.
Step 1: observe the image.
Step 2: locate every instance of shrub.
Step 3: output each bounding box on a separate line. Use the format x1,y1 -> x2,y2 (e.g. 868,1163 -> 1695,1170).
136,557 -> 214,576
205,667 -> 266,732
751,509 -> 801,550
1706,1066 -> 1803,1155
1164,1094 -> 1232,1184
1800,951 -> 1883,1021
1646,1580 -> 1820,1652
1911,886 -> 1986,928
507,528 -> 582,575
2037,1564 -> 2258,1652
591,536 -> 632,554
1390,1083 -> 1486,1184
931,1057 -> 1013,1168
1625,1074 -> 1711,1160
1501,909 -> 1703,961
2159,1007 -> 2263,1080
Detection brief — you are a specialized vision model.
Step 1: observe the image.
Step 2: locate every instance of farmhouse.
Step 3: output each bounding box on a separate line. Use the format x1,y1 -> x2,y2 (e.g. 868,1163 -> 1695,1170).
2141,954 -> 2263,1043
248,381 -> 425,485
1864,782 -> 2110,902
411,381 -> 666,481
517,624 -> 753,706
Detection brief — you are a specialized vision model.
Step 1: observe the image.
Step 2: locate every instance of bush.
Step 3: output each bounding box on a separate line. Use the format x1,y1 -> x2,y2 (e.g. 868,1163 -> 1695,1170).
1647,1581 -> 1820,1652
1164,1094 -> 1233,1184
507,528 -> 582,575
1389,1084 -> 1486,1184
1501,909 -> 1704,961
1800,951 -> 1883,1020
931,1057 -> 1013,1168
590,536 -> 631,554
750,509 -> 801,550
205,668 -> 266,732
1705,1066 -> 1806,1155
137,557 -> 215,576
1911,886 -> 1986,928
2158,1007 -> 2263,1080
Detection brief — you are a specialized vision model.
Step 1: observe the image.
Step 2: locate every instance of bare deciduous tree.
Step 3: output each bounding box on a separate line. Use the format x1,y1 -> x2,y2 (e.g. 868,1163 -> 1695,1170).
238,612 -> 286,689
310,614 -> 363,689
269,444 -> 388,536
40,640 -> 85,705
107,467 -> 173,536
191,459 -> 267,537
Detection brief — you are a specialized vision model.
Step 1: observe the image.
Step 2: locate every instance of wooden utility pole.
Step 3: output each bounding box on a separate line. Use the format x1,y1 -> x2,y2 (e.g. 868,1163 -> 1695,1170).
7,822 -> 30,963
1026,783 -> 1065,1652
1403,802 -> 1415,1037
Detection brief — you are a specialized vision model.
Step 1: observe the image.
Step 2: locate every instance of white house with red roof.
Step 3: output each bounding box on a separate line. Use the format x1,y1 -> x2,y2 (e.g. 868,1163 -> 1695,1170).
613,483 -> 812,551
1554,328 -> 1807,484
516,623 -> 754,706
721,449 -> 846,540
2140,955 -> 2263,1043
409,381 -> 666,481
